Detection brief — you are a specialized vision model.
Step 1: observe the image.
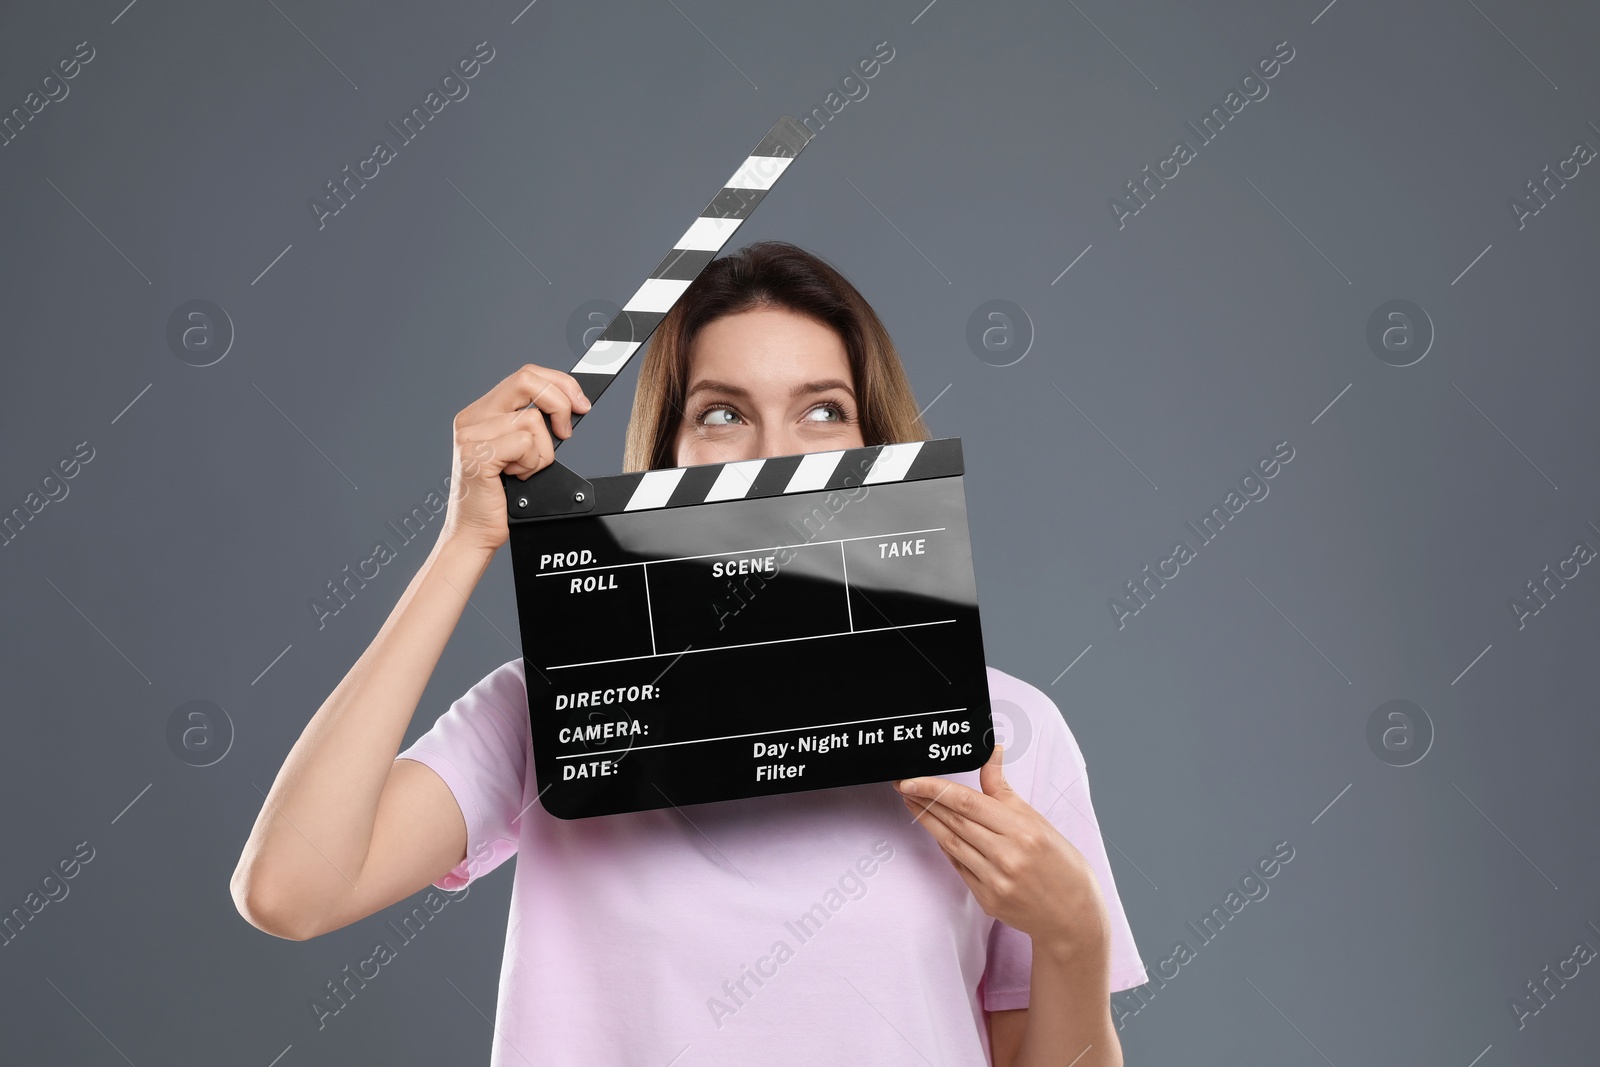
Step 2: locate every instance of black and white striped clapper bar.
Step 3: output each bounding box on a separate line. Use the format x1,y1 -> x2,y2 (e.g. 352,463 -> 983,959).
503,117 -> 993,818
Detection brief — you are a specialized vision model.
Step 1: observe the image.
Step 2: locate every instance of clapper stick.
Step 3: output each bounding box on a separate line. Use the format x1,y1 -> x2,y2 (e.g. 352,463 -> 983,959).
519,116 -> 814,453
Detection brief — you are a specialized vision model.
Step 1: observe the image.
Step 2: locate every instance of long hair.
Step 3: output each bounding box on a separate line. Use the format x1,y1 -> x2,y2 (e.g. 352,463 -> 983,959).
621,240 -> 929,472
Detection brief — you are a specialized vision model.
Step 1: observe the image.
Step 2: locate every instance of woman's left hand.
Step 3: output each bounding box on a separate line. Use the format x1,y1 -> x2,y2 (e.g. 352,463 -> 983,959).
895,744 -> 1112,962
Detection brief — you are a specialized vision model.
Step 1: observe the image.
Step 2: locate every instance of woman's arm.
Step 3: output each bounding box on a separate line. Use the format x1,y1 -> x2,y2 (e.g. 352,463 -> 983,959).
988,1008 -> 1027,1066
997,944 -> 1120,1067
230,537 -> 494,939
230,365 -> 588,940
898,744 -> 1123,1066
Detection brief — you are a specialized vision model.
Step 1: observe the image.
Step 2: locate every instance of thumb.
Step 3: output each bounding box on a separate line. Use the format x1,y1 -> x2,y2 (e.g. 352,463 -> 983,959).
979,742 -> 1012,799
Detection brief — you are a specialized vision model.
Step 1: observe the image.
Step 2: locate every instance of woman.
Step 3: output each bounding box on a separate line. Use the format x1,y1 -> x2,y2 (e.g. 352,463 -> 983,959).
231,241 -> 1147,1065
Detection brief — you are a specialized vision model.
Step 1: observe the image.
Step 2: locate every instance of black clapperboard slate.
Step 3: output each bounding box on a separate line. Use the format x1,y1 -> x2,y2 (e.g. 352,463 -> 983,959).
502,117 -> 993,819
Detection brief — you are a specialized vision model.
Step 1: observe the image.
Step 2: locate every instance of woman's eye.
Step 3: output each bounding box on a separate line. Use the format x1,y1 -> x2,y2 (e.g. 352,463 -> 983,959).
805,402 -> 845,423
701,406 -> 740,426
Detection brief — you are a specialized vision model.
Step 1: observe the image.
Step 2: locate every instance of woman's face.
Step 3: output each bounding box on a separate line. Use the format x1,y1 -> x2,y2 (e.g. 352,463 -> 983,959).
673,306 -> 866,467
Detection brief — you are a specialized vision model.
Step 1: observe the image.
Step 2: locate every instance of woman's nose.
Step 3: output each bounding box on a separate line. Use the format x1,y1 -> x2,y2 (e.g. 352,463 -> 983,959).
755,424 -> 804,461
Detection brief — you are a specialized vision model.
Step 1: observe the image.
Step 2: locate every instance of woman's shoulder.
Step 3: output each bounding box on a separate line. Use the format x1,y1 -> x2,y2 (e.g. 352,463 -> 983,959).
463,655 -> 531,715
982,663 -> 1088,775
983,664 -> 1053,707
410,655 -> 532,757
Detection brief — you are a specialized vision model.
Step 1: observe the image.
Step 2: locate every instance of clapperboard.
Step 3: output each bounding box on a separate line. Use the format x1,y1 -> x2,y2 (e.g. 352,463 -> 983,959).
502,117 -> 993,818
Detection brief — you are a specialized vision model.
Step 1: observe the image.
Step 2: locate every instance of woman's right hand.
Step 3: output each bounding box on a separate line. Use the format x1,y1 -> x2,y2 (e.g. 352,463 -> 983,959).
438,363 -> 592,554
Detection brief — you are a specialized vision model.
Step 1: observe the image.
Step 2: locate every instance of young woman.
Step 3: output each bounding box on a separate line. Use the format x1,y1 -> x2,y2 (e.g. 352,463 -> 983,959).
231,241 -> 1147,1065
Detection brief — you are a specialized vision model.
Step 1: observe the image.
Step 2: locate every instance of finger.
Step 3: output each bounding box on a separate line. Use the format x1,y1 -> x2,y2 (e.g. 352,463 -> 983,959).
922,812 -> 995,896
940,845 -> 983,894
455,366 -> 541,430
456,402 -> 554,476
460,404 -> 570,454
905,801 -> 984,889
459,366 -> 589,438
456,396 -> 560,475
903,791 -> 1005,874
480,427 -> 553,481
896,776 -> 1022,837
543,366 -> 593,414
901,793 -> 999,882
978,742 -> 1015,802
521,373 -> 578,440
507,364 -> 591,416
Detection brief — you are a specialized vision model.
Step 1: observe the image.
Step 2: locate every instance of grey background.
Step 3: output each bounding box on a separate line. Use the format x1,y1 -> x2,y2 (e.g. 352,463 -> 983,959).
2,0 -> 1597,1063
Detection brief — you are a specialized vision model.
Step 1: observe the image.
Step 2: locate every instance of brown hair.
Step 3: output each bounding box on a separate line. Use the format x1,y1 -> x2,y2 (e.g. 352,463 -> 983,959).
621,240 -> 929,472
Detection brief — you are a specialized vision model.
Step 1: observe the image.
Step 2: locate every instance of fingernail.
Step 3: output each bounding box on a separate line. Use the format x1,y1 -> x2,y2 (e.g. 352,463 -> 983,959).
896,779 -> 922,794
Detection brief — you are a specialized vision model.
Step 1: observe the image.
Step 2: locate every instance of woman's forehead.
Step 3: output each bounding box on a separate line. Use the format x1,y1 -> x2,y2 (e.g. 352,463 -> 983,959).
687,309 -> 851,389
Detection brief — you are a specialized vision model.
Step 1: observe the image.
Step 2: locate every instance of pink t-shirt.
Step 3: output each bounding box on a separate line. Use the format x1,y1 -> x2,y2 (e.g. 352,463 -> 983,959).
396,658 -> 1146,1065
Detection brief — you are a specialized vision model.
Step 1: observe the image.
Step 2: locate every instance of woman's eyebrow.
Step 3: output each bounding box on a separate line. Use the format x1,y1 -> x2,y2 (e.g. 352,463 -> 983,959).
686,377 -> 856,400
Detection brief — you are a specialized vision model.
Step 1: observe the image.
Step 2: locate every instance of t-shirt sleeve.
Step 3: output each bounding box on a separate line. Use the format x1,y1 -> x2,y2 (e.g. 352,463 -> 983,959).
981,676 -> 1148,1011
395,656 -> 531,892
